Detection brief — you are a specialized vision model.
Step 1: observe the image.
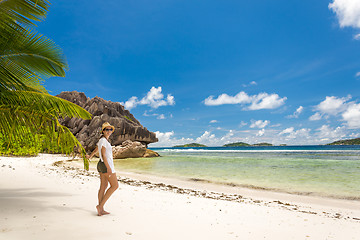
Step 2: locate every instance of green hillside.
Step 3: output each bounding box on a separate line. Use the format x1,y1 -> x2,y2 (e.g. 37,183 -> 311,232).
173,143 -> 208,148
223,142 -> 250,147
223,142 -> 273,147
252,143 -> 273,146
327,138 -> 360,145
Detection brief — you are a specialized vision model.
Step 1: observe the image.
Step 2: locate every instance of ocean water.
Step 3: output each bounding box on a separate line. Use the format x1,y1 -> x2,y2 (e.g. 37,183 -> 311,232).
109,145 -> 360,200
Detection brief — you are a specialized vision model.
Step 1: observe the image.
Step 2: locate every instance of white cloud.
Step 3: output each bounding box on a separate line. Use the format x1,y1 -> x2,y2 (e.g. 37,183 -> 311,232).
152,130 -> 247,147
287,106 -> 304,118
256,129 -> 265,136
316,125 -> 347,142
342,103 -> 360,128
278,127 -> 311,140
239,121 -> 248,128
123,96 -> 138,110
354,34 -> 360,40
204,91 -> 286,110
152,131 -> 193,147
309,112 -> 322,121
220,130 -> 235,141
248,93 -> 287,110
196,131 -> 216,145
356,71 -> 360,77
242,81 -> 258,87
279,127 -> 294,135
250,120 -> 270,128
151,124 -> 358,147
349,132 -> 360,138
204,91 -> 252,106
156,131 -> 174,139
157,114 -> 166,120
329,0 -> 360,28
154,131 -> 174,145
122,86 -> 175,110
210,120 -> 218,123
310,95 -> 360,128
316,96 -> 350,115
143,111 -> 168,119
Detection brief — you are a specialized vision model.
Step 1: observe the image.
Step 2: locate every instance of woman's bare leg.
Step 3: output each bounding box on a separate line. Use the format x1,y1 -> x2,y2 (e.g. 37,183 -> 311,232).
98,173 -> 108,204
97,173 -> 110,215
98,173 -> 118,213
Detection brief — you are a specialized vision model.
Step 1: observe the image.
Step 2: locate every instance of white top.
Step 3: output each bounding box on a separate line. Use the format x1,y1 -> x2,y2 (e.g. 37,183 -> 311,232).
97,137 -> 115,173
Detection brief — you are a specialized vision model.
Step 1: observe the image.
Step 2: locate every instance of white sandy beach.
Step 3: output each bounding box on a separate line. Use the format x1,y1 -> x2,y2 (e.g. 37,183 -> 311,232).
0,154 -> 359,240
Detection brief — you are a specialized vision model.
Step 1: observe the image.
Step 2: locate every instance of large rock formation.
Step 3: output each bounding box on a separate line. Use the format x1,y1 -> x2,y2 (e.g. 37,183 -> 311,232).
95,140 -> 147,159
57,91 -> 158,153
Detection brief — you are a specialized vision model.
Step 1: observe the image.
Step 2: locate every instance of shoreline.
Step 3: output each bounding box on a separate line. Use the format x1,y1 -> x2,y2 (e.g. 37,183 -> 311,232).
1,154 -> 360,240
85,157 -> 360,202
67,158 -> 360,220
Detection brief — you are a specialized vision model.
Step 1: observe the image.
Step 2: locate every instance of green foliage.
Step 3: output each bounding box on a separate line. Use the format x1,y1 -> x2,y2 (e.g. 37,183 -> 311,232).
173,143 -> 208,148
327,138 -> 360,145
252,143 -> 273,146
223,142 -> 250,147
124,115 -> 133,122
0,0 -> 91,169
223,142 -> 273,147
0,128 -> 76,156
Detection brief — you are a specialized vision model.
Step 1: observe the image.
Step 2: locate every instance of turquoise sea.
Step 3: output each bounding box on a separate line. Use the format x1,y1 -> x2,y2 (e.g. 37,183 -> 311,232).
111,145 -> 360,200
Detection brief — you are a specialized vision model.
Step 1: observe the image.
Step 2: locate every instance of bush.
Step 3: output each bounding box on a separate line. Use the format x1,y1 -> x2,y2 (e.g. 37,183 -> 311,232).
0,128 -> 74,156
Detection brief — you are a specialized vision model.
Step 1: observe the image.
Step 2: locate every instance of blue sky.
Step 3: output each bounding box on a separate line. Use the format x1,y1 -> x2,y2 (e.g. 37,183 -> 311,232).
38,0 -> 360,146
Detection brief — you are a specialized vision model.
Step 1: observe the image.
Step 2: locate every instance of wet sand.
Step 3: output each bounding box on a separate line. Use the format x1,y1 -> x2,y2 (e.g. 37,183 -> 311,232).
0,154 -> 359,240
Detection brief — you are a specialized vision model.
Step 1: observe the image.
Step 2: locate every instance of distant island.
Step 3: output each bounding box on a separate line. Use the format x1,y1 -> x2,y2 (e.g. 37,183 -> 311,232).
223,142 -> 273,147
252,143 -> 273,146
327,138 -> 360,145
173,143 -> 208,148
223,142 -> 250,147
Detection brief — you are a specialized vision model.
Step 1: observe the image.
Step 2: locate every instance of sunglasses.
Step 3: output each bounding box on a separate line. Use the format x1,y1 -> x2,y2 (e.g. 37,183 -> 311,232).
104,128 -> 113,132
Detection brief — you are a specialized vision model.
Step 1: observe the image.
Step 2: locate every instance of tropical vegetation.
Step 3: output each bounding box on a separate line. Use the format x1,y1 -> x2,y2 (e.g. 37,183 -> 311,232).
223,142 -> 250,147
0,0 -> 91,169
223,142 -> 273,147
327,138 -> 360,145
173,143 -> 208,148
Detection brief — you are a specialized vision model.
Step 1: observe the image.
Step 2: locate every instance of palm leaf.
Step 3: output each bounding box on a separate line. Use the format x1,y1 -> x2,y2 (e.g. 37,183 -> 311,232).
0,90 -> 91,119
0,0 -> 92,169
0,91 -> 91,169
0,0 -> 49,27
0,26 -> 67,92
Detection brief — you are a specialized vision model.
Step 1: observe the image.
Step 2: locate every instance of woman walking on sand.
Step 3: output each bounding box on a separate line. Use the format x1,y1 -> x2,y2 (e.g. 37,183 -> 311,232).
87,122 -> 119,216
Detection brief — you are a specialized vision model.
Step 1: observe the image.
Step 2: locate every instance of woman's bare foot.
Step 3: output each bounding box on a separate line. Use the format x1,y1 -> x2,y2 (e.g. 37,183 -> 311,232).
96,205 -> 102,216
102,210 -> 110,215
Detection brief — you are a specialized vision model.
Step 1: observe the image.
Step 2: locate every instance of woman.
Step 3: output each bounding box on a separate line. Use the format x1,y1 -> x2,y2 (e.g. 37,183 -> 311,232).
87,122 -> 119,216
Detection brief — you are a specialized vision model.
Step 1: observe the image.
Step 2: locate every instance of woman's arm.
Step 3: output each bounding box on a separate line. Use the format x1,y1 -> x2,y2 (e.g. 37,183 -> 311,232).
86,146 -> 98,159
101,146 -> 112,174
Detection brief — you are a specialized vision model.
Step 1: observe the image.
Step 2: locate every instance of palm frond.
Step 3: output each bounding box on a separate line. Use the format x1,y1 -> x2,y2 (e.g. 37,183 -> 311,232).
0,58 -> 46,92
1,27 -> 68,74
0,0 -> 91,169
0,90 -> 92,120
0,92 -> 91,169
0,0 -> 49,27
0,26 -> 67,92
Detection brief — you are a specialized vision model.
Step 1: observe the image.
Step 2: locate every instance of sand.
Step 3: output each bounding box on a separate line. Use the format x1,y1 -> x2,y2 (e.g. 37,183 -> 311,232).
0,154 -> 359,240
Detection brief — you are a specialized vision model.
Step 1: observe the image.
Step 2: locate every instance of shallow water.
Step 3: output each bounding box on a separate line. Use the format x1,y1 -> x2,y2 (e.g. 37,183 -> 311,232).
101,145 -> 360,200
